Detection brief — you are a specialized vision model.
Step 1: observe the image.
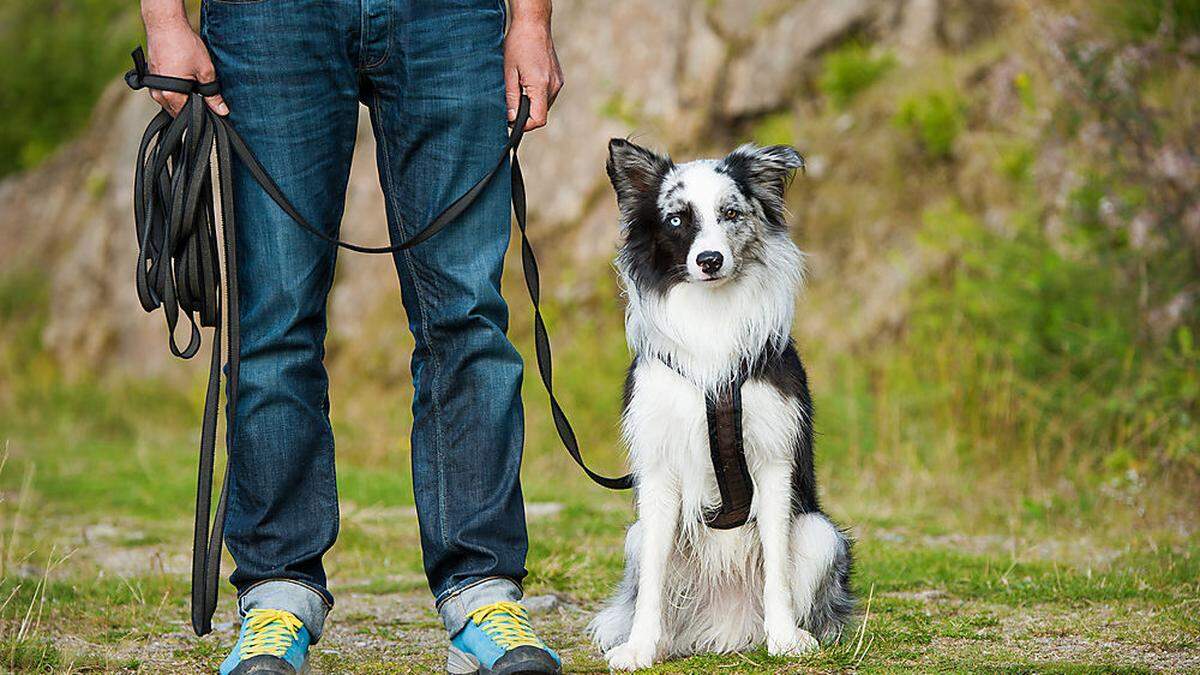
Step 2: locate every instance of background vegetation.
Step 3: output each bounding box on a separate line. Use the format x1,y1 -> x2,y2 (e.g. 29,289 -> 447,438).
0,0 -> 1197,671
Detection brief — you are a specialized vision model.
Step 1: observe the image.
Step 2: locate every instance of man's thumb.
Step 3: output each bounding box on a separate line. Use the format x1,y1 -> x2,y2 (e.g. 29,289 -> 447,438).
206,95 -> 230,116
504,66 -> 521,122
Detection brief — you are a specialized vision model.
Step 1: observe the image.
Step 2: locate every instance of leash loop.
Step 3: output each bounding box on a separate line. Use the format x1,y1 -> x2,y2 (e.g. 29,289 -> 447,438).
126,46 -> 221,97
126,48 -> 631,637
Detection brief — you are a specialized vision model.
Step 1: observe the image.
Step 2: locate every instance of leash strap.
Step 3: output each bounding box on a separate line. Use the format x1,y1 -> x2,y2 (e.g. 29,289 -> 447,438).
126,48 -> 631,637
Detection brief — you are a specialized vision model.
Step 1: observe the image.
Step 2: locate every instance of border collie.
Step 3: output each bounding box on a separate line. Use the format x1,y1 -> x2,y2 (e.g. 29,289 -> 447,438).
588,140 -> 855,670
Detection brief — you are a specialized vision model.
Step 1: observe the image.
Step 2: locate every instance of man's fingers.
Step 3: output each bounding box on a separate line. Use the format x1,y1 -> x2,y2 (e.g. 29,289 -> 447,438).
525,89 -> 549,131
151,90 -> 188,117
504,65 -> 521,124
205,94 -> 230,116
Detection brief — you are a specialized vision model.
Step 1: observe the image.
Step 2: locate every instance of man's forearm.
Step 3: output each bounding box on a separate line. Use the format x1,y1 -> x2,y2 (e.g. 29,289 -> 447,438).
141,0 -> 189,28
508,0 -> 551,25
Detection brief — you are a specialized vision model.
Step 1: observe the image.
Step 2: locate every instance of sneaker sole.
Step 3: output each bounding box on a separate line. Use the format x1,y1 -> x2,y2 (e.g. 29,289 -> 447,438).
447,646 -> 481,674
446,645 -> 562,675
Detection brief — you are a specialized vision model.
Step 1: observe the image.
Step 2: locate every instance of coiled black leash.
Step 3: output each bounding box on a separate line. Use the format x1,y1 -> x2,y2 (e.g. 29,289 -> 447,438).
125,46 -> 632,637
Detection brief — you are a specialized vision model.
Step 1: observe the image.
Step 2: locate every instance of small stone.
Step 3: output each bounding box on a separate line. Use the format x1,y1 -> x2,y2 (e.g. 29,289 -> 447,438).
523,594 -> 560,614
525,502 -> 565,519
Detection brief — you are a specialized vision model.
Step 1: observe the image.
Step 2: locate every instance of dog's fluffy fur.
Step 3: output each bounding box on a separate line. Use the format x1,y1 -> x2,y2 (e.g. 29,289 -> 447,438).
589,140 -> 855,670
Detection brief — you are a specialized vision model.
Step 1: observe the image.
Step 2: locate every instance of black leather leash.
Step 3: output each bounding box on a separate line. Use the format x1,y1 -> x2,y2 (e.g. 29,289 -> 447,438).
124,46 -> 632,637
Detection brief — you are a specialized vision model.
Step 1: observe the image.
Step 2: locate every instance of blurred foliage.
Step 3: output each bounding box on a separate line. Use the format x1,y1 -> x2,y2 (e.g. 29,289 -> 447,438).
906,199 -> 1197,473
818,41 -> 896,109
0,0 -> 139,176
893,89 -> 965,160
1099,0 -> 1200,44
750,111 -> 794,147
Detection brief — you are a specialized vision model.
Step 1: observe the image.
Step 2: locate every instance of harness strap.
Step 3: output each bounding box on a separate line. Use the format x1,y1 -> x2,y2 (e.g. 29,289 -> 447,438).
657,358 -> 755,529
703,370 -> 754,529
126,48 -> 631,638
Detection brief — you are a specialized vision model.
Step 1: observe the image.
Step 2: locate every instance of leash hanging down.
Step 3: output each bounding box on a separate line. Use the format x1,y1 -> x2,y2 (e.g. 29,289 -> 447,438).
124,47 -> 632,637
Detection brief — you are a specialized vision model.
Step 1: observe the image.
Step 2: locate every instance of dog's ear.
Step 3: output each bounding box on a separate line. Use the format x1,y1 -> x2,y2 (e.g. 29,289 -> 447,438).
607,138 -> 672,211
721,144 -> 804,221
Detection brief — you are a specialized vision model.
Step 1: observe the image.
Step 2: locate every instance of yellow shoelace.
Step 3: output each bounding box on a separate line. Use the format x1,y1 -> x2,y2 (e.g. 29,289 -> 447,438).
468,601 -> 544,650
239,608 -> 303,659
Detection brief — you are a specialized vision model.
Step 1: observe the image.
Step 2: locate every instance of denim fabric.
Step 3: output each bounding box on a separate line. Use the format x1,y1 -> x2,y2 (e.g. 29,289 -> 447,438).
239,580 -> 330,643
437,576 -> 522,636
201,0 -> 528,622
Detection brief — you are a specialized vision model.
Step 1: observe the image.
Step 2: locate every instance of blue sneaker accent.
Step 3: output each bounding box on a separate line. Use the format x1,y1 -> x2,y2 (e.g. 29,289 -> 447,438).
219,609 -> 310,675
447,602 -> 561,674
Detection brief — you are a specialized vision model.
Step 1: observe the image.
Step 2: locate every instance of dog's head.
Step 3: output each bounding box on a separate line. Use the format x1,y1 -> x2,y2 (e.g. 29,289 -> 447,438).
607,139 -> 804,295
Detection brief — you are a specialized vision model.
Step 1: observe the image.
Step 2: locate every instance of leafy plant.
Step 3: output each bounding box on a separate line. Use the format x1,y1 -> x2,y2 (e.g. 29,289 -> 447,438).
1098,0 -> 1200,44
819,41 -> 896,109
894,89 -> 965,160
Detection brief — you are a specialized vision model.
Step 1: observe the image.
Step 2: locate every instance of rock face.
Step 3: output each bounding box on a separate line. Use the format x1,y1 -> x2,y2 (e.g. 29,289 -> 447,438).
0,0 -> 942,377
723,0 -> 881,116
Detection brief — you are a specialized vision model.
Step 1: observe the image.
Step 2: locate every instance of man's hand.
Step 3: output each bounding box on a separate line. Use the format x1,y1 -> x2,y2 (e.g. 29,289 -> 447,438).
141,0 -> 228,117
504,0 -> 563,131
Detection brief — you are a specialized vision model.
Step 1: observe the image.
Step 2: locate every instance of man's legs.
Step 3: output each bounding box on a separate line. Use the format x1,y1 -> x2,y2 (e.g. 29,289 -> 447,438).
202,0 -> 362,643
362,0 -> 530,636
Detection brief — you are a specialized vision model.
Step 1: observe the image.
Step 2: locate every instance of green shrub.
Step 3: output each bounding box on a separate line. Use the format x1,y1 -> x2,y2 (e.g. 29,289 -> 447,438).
1099,0 -> 1200,44
894,90 -> 965,160
0,0 -> 140,177
819,42 -> 895,109
750,111 -> 795,147
997,142 -> 1035,183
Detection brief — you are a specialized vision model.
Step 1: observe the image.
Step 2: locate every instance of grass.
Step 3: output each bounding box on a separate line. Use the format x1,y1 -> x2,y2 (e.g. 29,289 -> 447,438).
0,303 -> 1197,671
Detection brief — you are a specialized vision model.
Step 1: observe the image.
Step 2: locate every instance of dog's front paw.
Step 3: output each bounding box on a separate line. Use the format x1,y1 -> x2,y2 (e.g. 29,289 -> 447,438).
604,640 -> 656,671
767,627 -> 819,657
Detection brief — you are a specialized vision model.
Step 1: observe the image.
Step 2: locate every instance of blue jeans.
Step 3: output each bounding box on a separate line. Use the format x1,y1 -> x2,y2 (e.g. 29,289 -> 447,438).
202,0 -> 526,641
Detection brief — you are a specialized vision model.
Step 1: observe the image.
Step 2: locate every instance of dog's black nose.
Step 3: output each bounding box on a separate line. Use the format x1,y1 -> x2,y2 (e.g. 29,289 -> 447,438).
696,250 -> 724,275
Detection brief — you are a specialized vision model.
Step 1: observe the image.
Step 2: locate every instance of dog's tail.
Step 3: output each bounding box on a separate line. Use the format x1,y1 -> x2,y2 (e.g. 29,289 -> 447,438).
799,515 -> 856,643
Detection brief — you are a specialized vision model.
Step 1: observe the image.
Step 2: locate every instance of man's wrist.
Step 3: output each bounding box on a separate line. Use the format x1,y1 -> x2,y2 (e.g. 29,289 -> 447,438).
508,0 -> 551,26
141,2 -> 189,30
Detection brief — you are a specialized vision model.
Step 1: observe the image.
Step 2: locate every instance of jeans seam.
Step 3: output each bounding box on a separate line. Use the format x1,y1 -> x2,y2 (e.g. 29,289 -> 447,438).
370,88 -> 452,548
434,575 -> 524,610
358,1 -> 394,72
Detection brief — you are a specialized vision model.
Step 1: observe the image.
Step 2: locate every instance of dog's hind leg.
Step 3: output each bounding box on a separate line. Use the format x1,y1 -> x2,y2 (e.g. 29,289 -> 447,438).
588,521 -> 641,652
791,512 -> 855,643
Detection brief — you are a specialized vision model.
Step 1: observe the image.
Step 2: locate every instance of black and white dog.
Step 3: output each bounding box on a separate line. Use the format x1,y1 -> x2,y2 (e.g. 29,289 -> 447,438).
589,140 -> 855,670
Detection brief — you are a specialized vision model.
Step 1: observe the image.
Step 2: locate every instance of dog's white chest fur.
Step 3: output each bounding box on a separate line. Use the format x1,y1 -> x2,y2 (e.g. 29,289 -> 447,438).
624,359 -> 802,544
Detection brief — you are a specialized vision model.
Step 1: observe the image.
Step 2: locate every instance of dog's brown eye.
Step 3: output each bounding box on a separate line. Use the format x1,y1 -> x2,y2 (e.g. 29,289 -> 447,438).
724,208 -> 741,220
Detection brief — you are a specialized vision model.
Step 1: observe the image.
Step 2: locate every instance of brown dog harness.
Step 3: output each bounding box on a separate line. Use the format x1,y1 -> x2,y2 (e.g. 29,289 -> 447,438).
703,367 -> 755,529
660,359 -> 755,529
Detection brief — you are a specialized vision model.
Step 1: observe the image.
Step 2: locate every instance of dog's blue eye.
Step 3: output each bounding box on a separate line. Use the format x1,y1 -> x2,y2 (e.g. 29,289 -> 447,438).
667,215 -> 682,227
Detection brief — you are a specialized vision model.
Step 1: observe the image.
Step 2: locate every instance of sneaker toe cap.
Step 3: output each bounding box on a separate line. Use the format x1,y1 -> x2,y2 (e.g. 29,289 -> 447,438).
489,646 -> 561,674
229,655 -> 298,675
